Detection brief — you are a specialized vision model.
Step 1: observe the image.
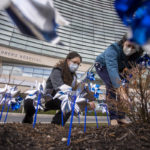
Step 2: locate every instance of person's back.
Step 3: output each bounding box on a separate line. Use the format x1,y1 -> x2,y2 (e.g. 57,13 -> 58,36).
96,43 -> 127,71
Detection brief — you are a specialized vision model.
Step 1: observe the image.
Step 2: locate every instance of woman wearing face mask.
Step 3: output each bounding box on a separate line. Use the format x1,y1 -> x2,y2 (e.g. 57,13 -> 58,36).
44,51 -> 95,125
43,51 -> 81,125
23,51 -> 89,124
95,34 -> 143,126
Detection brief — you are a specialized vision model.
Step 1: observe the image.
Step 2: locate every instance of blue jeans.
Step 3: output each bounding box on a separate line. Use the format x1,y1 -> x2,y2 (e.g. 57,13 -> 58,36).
95,62 -> 125,120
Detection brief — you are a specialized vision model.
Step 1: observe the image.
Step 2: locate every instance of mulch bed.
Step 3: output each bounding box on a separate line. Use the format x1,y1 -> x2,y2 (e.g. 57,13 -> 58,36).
0,123 -> 150,150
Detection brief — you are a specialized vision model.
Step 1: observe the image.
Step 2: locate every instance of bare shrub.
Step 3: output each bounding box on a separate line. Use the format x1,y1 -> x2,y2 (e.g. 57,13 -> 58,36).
116,64 -> 150,123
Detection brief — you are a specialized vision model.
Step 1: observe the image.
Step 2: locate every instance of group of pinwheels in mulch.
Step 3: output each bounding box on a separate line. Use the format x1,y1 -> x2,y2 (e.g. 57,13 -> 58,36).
0,53 -> 149,145
0,0 -> 150,146
0,71 -> 109,145
0,81 -> 45,124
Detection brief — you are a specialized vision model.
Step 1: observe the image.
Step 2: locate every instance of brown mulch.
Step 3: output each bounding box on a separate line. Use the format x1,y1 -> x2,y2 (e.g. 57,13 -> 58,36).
0,123 -> 150,150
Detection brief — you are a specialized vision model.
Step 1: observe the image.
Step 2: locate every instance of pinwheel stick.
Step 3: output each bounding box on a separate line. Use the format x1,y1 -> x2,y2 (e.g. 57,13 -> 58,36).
94,110 -> 99,128
84,104 -> 87,133
61,111 -> 64,126
105,105 -> 110,126
78,112 -> 80,125
33,92 -> 41,128
67,95 -> 77,146
0,94 -> 7,121
4,103 -> 10,123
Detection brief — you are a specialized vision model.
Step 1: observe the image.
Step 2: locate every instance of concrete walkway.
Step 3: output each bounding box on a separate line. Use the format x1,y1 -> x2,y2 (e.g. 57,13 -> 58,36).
0,112 -> 108,124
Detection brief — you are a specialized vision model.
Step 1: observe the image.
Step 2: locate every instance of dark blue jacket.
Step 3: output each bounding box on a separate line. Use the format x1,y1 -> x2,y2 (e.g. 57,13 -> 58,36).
96,43 -> 129,88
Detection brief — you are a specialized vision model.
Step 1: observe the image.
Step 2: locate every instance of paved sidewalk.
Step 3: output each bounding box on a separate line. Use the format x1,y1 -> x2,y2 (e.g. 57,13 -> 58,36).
0,112 -> 108,124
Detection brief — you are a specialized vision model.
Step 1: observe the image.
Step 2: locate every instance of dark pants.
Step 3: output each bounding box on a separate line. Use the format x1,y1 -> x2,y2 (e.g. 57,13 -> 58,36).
22,98 -> 71,125
95,62 -> 125,120
22,99 -> 35,124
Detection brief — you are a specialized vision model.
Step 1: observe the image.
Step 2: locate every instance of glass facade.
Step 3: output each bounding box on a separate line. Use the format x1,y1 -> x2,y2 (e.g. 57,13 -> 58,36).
1,63 -> 84,80
0,0 -> 126,64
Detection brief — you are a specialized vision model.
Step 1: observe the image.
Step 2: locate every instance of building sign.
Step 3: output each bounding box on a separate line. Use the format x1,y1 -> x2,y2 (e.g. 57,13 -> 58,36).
0,45 -> 91,72
0,48 -> 41,63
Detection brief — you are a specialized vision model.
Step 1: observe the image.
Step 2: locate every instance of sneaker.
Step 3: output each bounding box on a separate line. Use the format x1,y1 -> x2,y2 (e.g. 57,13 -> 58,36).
110,119 -> 118,126
118,119 -> 129,124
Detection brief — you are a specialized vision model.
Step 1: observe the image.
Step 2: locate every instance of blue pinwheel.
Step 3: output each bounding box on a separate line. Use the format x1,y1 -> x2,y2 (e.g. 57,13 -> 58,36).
11,96 -> 23,111
89,83 -> 103,99
137,54 -> 150,67
87,72 -> 95,81
115,0 -> 150,45
1,0 -> 69,44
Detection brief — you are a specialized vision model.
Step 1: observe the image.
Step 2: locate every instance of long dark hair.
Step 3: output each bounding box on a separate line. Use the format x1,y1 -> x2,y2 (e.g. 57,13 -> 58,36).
118,34 -> 144,67
55,51 -> 82,86
118,34 -> 128,48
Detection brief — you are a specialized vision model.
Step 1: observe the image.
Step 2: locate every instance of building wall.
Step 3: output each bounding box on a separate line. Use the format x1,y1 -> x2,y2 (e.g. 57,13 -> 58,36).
0,0 -> 126,63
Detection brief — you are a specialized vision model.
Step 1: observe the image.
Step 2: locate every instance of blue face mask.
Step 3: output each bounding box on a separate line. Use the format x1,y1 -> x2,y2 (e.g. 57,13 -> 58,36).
69,62 -> 79,72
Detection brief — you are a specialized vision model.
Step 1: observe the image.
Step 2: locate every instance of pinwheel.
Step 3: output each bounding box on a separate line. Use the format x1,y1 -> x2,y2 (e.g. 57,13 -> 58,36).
24,80 -> 46,127
87,72 -> 95,81
11,96 -> 23,111
137,54 -> 150,68
1,0 -> 69,44
66,70 -> 105,145
53,84 -> 87,115
0,85 -> 20,123
89,83 -> 103,99
115,0 -> 150,46
0,85 -> 8,94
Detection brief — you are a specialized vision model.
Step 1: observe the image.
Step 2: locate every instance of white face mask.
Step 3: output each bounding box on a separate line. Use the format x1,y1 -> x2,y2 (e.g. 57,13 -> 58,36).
123,46 -> 136,56
69,62 -> 79,72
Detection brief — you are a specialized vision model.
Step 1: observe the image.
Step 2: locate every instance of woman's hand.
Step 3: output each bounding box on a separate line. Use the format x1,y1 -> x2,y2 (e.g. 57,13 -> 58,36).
88,101 -> 95,110
117,86 -> 128,100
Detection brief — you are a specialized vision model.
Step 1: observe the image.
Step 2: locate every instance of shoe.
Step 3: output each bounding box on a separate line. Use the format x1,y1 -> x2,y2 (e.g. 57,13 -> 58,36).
118,119 -> 129,124
110,119 -> 118,126
22,115 -> 33,124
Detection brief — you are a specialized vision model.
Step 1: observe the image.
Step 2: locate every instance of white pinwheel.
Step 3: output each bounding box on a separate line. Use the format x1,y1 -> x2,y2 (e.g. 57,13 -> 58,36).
0,85 -> 8,94
53,84 -> 87,114
1,0 -> 69,44
24,80 -> 46,110
0,85 -> 19,105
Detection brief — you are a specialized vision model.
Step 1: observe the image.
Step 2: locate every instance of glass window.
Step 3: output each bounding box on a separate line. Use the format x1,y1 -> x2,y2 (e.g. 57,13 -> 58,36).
26,42 -> 43,48
12,66 -> 23,76
10,42 -> 26,49
11,38 -> 26,45
0,24 -> 13,32
44,69 -> 51,75
32,73 -> 43,78
2,65 -> 13,70
33,68 -> 44,74
0,30 -> 12,36
2,70 -> 10,75
26,46 -> 42,53
43,74 -> 49,79
0,34 -> 11,40
22,72 -> 32,77
12,33 -> 27,40
0,39 -> 9,45
24,67 -> 33,73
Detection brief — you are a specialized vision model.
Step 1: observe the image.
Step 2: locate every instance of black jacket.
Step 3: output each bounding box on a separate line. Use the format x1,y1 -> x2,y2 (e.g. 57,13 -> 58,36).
46,68 -> 64,96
